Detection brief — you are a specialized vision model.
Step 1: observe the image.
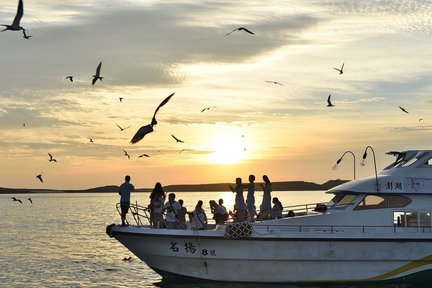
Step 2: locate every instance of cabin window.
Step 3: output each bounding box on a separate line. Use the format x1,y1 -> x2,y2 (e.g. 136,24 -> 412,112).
420,212 -> 431,227
387,195 -> 411,208
354,195 -> 386,210
333,194 -> 356,208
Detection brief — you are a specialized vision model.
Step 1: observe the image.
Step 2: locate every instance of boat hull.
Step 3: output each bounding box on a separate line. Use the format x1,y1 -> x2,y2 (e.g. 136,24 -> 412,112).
107,225 -> 432,283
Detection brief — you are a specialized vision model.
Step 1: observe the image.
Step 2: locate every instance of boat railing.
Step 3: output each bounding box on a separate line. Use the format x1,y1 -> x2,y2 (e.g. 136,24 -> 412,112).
116,202 -> 152,226
116,201 -> 332,227
252,223 -> 432,234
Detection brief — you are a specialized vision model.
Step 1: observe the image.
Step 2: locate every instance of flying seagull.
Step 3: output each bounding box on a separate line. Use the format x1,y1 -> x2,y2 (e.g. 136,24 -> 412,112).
119,97 -> 123,102
116,123 -> 131,131
92,62 -> 103,85
399,106 -> 409,114
123,149 -> 130,159
327,94 -> 334,107
65,76 -> 73,82
48,153 -> 57,162
11,197 -> 22,203
333,62 -> 344,75
226,27 -> 255,35
88,137 -> 94,143
130,92 -> 175,144
265,81 -> 284,86
137,153 -> 150,160
22,29 -> 31,39
201,106 -> 216,113
28,197 -> 32,204
1,0 -> 24,32
36,173 -> 43,183
171,134 -> 184,143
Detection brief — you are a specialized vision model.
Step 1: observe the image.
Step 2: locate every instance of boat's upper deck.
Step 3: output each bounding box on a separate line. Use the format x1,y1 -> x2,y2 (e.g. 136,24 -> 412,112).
329,150 -> 432,195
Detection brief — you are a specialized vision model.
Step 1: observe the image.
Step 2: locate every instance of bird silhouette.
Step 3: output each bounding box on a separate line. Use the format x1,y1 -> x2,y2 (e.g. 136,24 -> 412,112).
116,123 -> 131,131
130,93 -> 175,144
11,197 -> 22,203
137,153 -> 150,160
419,118 -> 423,122
92,62 -> 103,85
48,153 -> 57,162
201,106 -> 216,113
399,106 -> 409,114
265,81 -> 284,86
36,173 -> 43,183
119,97 -> 123,102
123,149 -> 130,159
327,94 -> 334,107
226,27 -> 254,35
88,137 -> 94,143
333,62 -> 344,75
65,76 -> 73,82
1,0 -> 24,32
28,198 -> 32,204
22,29 -> 31,39
122,256 -> 132,261
171,134 -> 184,143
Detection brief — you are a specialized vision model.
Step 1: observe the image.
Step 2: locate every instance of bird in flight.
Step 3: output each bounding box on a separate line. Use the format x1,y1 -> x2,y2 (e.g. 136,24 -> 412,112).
265,81 -> 284,86
11,197 -> 22,203
1,0 -> 24,32
399,106 -> 409,114
116,123 -> 131,131
119,97 -> 123,102
22,29 -> 31,39
201,106 -> 216,113
130,92 -> 175,144
88,137 -> 94,143
419,118 -> 423,122
92,62 -> 103,85
171,134 -> 184,143
48,153 -> 57,162
36,173 -> 44,183
333,62 -> 344,75
123,149 -> 131,159
327,94 -> 334,107
137,153 -> 150,160
28,198 -> 33,204
226,27 -> 255,35
65,76 -> 73,82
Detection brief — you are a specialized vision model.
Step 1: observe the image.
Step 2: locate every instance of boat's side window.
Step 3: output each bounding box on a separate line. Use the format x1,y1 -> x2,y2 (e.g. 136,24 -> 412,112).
354,195 -> 387,210
387,195 -> 411,208
394,211 -> 432,228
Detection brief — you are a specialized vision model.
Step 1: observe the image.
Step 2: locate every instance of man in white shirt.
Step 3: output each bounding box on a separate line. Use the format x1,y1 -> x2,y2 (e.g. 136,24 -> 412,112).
163,193 -> 181,229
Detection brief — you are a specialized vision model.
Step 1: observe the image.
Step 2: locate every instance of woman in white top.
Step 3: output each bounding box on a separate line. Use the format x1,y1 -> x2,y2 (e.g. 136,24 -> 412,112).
192,200 -> 207,230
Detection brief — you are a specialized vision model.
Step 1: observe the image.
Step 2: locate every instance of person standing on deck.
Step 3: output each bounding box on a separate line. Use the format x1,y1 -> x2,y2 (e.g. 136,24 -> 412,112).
259,175 -> 272,220
246,174 -> 256,222
149,182 -> 165,228
119,175 -> 135,226
230,177 -> 246,222
163,193 -> 181,229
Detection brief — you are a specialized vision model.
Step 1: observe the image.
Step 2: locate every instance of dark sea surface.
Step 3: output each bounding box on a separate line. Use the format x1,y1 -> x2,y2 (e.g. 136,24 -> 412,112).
0,191 -> 428,287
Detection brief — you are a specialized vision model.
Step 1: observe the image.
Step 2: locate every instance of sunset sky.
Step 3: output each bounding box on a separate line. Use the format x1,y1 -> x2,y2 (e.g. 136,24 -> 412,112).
1,0 -> 432,190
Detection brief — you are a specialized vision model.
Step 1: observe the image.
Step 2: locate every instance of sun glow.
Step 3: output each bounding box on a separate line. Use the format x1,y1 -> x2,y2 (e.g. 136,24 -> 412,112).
207,134 -> 247,164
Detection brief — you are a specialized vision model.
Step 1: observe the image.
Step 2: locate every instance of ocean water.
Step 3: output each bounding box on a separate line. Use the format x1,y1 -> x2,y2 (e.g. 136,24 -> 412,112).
0,191 -> 425,288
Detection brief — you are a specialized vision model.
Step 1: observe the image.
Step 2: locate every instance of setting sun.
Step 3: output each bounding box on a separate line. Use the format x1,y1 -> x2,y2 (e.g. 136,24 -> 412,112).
207,134 -> 247,164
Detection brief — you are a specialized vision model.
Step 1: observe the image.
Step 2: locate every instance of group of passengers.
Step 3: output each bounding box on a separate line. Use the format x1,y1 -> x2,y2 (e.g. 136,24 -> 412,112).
230,174 -> 283,222
118,174 -> 284,229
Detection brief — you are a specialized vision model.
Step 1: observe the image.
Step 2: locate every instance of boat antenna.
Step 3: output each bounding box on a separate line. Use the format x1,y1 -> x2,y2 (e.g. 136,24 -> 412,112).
333,150 -> 356,180
360,145 -> 380,192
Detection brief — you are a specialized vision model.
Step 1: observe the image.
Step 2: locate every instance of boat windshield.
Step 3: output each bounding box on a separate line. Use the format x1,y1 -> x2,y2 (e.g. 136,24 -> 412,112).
384,151 -> 430,170
330,193 -> 356,209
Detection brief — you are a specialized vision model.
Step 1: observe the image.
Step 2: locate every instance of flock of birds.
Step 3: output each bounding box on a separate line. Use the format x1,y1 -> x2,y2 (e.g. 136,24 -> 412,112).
11,196 -> 32,204
1,0 -> 422,187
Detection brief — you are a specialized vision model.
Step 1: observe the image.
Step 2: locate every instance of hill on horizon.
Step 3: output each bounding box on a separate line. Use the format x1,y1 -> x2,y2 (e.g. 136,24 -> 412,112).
0,179 -> 348,194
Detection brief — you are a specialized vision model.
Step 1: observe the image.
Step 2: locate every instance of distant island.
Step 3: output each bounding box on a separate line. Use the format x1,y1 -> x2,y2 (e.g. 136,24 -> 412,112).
0,179 -> 348,194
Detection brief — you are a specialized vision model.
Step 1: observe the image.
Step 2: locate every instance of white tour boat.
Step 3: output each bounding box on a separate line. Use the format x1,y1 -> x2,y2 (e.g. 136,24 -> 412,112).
106,149 -> 432,283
